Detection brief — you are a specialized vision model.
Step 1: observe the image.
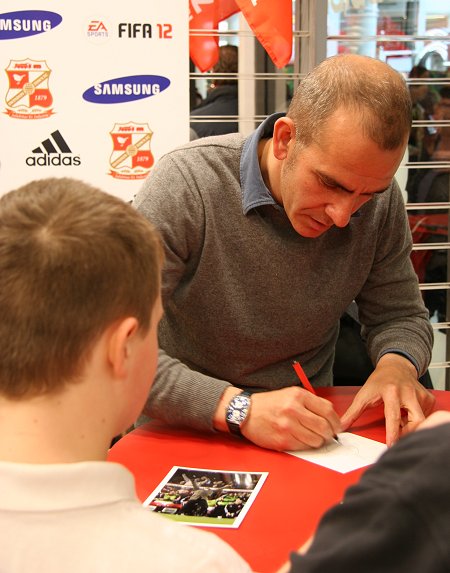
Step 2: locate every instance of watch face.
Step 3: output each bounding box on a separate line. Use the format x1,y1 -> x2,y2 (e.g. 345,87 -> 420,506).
226,395 -> 250,425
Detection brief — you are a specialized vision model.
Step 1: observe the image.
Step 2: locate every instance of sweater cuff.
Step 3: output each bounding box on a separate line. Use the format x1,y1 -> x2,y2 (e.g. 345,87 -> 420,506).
378,349 -> 419,377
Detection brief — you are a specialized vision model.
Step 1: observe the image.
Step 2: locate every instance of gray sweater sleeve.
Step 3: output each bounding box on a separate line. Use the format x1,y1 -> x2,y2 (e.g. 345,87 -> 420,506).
356,181 -> 433,376
134,152 -> 231,431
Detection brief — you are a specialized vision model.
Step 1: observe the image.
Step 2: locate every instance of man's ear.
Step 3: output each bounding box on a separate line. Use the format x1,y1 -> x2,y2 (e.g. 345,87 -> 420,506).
272,117 -> 296,160
107,317 -> 139,379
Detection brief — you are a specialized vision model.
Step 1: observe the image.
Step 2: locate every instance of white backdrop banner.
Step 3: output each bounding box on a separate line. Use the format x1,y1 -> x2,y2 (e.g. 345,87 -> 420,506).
0,1 -> 189,201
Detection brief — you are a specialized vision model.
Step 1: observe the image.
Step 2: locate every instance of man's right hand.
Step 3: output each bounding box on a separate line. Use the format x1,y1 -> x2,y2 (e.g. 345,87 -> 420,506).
214,386 -> 342,451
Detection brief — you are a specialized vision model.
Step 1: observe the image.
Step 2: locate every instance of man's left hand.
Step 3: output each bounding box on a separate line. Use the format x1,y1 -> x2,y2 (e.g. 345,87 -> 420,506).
340,353 -> 436,446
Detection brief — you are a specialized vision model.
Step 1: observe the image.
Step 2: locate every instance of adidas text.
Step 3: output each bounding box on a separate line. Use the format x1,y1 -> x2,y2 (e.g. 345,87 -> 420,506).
26,155 -> 81,167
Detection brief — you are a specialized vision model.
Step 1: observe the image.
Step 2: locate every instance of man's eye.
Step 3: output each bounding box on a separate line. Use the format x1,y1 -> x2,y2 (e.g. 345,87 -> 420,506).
321,179 -> 336,189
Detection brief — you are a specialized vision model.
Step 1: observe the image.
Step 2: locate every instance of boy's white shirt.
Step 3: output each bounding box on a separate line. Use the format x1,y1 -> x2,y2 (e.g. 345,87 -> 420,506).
0,460 -> 252,572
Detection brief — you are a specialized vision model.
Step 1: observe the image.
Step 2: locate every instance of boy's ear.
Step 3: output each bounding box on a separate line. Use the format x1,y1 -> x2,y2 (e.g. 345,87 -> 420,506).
107,317 -> 139,379
272,117 -> 296,160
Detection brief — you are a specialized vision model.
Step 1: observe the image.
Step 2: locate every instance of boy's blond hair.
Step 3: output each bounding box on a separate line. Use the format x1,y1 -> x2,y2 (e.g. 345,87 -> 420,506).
0,177 -> 163,398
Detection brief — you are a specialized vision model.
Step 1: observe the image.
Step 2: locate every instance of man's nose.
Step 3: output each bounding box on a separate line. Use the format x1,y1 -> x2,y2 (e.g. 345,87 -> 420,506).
324,196 -> 355,228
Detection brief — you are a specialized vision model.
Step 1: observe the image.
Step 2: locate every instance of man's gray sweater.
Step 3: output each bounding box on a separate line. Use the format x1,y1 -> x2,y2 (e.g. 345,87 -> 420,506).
134,132 -> 433,431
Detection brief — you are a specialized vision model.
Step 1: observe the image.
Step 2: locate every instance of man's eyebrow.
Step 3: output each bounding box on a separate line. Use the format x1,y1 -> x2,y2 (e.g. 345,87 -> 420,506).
316,171 -> 355,193
317,170 -> 390,195
361,187 -> 390,196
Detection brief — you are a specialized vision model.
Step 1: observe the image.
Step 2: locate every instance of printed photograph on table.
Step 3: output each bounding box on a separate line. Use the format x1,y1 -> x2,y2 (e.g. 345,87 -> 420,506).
143,466 -> 268,528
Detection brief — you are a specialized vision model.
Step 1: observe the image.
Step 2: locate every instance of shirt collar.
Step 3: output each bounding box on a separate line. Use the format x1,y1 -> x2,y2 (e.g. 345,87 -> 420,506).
0,460 -> 136,511
241,112 -> 285,215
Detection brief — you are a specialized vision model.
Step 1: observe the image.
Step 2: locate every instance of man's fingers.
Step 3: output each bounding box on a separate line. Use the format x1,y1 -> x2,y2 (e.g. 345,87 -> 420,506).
340,397 -> 366,432
286,424 -> 329,451
338,359 -> 435,448
273,394 -> 342,450
302,393 -> 342,437
383,398 -> 402,447
421,389 -> 436,416
385,398 -> 425,446
243,387 -> 342,451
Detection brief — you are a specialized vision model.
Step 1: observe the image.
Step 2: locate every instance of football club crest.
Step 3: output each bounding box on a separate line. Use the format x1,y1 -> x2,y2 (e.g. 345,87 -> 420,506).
4,59 -> 54,119
109,122 -> 154,179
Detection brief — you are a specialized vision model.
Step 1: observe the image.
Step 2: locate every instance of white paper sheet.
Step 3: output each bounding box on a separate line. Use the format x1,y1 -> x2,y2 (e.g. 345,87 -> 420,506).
286,432 -> 388,474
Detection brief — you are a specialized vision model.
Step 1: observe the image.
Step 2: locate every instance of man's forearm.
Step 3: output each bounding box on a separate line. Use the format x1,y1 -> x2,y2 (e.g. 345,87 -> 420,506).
146,349 -> 232,431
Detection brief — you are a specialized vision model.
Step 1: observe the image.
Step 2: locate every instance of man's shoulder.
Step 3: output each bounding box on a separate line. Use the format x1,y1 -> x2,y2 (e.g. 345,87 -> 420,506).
149,133 -> 245,185
166,132 -> 245,158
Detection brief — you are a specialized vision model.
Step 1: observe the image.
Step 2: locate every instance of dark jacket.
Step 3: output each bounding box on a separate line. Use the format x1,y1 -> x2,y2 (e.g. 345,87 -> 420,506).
290,423 -> 450,573
190,85 -> 238,138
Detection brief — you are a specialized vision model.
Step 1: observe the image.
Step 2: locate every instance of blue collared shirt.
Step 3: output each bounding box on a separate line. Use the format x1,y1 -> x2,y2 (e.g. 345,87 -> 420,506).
240,113 -> 284,215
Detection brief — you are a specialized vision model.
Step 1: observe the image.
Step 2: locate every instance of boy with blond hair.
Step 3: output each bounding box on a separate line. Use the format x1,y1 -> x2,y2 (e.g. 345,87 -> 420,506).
0,178 -> 251,572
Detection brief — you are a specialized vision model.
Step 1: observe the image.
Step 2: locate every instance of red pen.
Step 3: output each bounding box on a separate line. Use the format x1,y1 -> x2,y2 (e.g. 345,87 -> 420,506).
292,360 -> 340,444
292,360 -> 317,395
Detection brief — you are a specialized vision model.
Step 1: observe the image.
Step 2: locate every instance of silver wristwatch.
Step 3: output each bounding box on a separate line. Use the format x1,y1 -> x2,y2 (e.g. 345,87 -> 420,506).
225,391 -> 252,436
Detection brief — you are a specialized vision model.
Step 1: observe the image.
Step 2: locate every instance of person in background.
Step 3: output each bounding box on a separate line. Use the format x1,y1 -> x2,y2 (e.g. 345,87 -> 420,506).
278,410 -> 450,573
190,44 -> 239,138
134,54 -> 434,453
406,64 -> 440,200
412,85 -> 450,323
407,65 -> 430,164
0,178 -> 251,573
433,86 -> 450,162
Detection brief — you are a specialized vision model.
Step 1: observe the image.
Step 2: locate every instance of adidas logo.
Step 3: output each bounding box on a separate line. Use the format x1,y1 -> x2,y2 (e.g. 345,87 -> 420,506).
26,130 -> 81,166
